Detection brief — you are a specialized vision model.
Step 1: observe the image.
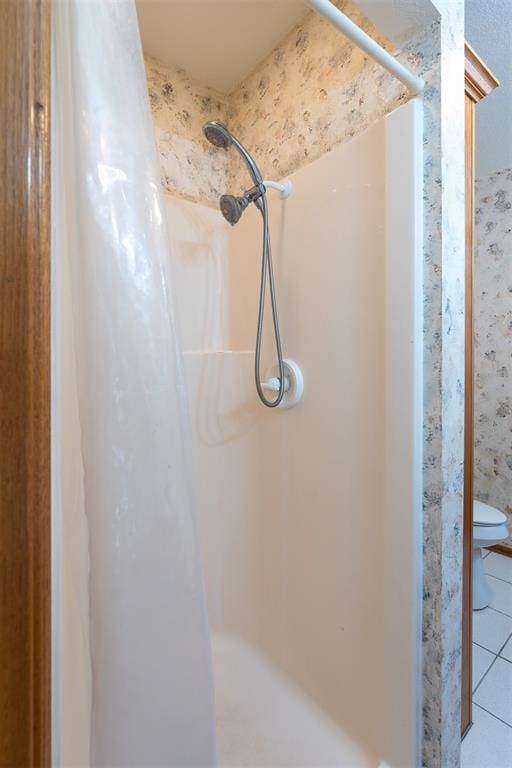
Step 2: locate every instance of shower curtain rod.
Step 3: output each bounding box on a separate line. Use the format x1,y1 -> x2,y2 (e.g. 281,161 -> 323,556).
304,0 -> 424,96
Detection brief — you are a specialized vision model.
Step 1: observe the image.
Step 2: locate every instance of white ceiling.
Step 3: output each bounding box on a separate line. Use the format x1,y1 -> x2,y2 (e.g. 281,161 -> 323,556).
465,0 -> 512,177
135,0 -> 308,94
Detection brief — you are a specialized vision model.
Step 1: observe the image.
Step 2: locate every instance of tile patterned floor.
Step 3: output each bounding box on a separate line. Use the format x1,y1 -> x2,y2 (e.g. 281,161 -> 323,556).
462,550 -> 512,768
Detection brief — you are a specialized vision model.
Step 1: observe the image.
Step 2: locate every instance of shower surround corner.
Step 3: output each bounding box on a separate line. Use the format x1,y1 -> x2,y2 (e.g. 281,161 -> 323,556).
144,0 -> 466,766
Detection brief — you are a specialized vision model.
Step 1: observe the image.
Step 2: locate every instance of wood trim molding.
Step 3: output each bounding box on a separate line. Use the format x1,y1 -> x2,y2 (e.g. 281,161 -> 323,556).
461,40 -> 501,738
489,544 -> 512,559
0,1 -> 51,765
461,91 -> 475,737
464,42 -> 500,102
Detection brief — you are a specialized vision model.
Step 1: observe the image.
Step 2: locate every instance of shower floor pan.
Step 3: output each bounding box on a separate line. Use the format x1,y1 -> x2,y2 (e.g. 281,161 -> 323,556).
212,634 -> 376,768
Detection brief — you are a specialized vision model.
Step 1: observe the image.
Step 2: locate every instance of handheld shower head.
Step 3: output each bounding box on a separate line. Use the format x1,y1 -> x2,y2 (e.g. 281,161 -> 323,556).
203,121 -> 233,150
202,121 -> 287,407
202,120 -> 263,186
219,195 -> 248,226
219,186 -> 264,226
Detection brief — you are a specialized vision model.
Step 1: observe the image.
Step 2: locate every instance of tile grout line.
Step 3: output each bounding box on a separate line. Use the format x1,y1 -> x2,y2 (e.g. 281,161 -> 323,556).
473,630 -> 512,658
473,654 -> 512,725
473,702 -> 512,731
472,652 -> 499,696
472,640 -> 497,656
485,571 -> 512,587
487,605 -> 512,618
471,553 -> 512,737
484,604 -> 512,621
496,630 -> 512,658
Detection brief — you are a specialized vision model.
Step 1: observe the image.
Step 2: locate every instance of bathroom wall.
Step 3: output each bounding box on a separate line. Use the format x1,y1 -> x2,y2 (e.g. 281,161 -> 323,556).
196,123 -> 387,755
474,168 -> 512,547
164,101 -> 422,767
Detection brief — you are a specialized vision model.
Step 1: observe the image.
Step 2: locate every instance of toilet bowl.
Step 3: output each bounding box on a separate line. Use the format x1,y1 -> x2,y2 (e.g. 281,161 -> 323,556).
473,500 -> 509,610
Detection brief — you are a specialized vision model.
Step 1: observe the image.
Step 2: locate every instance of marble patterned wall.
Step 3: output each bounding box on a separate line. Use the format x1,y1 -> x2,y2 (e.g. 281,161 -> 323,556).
146,0 -> 409,205
390,4 -> 465,765
474,168 -> 512,546
145,55 -> 229,205
224,0 -> 406,191
143,1 -> 466,765
424,7 -> 465,766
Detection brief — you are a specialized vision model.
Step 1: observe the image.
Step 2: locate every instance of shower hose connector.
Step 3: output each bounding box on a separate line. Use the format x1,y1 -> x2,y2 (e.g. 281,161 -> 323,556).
262,179 -> 293,199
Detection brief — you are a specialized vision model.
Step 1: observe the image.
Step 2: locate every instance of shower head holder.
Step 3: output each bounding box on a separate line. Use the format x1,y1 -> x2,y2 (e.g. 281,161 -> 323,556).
262,359 -> 304,409
262,179 -> 293,199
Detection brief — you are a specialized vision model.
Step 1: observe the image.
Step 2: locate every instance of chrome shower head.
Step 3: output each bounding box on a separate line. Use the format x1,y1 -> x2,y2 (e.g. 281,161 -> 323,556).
204,121 -> 266,225
203,121 -> 233,150
203,121 -> 263,186
219,194 -> 250,226
219,186 -> 263,226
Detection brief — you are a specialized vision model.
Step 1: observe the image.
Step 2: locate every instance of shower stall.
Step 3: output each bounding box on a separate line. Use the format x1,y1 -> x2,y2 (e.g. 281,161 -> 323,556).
170,98 -> 423,768
53,1 -> 425,766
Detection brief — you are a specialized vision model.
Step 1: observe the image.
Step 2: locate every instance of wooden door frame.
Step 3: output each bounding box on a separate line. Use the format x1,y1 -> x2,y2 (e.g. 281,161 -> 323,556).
0,1 -> 52,765
461,42 -> 499,738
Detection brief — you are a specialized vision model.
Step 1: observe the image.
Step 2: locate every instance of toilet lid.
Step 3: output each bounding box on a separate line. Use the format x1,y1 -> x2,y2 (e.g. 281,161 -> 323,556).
474,500 -> 507,527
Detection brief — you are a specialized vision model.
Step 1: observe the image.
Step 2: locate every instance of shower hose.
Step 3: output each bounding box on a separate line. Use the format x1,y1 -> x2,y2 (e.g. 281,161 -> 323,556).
254,192 -> 286,408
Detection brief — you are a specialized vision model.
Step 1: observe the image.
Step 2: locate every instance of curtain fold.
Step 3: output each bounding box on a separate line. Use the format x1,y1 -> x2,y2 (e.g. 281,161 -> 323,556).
53,1 -> 216,765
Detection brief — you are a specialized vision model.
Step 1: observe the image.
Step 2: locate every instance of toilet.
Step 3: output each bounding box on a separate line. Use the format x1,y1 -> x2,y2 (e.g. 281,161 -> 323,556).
473,500 -> 509,610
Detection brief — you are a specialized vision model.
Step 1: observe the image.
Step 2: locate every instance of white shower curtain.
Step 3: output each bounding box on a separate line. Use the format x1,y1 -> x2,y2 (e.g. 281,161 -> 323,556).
53,1 -> 216,765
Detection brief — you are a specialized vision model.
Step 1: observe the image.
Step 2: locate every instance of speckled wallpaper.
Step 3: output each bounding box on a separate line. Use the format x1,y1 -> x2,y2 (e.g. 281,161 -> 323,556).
145,54 -> 229,205
145,0 -> 408,205
224,0 -> 407,192
474,168 -> 512,547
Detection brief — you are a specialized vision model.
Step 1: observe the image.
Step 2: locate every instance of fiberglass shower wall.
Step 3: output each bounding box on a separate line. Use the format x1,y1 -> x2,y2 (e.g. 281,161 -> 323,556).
147,4 -> 422,767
